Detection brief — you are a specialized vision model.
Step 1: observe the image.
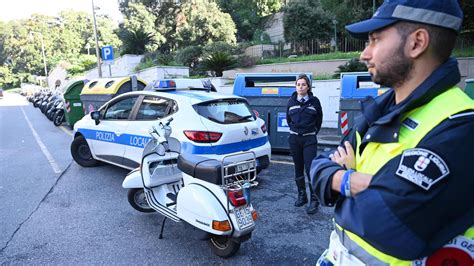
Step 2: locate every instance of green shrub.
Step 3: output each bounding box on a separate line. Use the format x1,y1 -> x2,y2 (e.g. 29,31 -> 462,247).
200,52 -> 237,77
175,46 -> 203,70
237,55 -> 258,68
202,42 -> 236,57
332,58 -> 367,78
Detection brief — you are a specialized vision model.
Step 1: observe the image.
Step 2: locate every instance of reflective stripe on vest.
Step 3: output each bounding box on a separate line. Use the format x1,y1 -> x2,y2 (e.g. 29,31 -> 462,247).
341,87 -> 474,265
356,87 -> 474,174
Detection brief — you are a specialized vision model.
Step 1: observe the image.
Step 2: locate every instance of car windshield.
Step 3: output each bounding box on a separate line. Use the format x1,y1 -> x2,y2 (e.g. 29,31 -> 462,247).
194,99 -> 255,124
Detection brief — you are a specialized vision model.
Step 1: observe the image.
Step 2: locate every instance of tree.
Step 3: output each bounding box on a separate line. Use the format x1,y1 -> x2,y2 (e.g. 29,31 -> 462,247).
283,0 -> 333,43
0,65 -> 14,88
175,45 -> 203,74
217,0 -> 283,42
121,29 -> 155,55
154,2 -> 181,53
460,0 -> 474,35
118,2 -> 164,52
320,0 -> 384,38
120,1 -> 238,51
0,11 -> 121,84
174,0 -> 236,48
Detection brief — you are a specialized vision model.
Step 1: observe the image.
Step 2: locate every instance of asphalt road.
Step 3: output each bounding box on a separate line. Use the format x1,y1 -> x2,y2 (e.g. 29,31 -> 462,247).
0,92 -> 333,265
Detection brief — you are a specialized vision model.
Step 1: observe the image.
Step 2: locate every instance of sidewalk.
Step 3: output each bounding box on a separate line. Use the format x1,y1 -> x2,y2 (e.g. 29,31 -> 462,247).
318,127 -> 341,147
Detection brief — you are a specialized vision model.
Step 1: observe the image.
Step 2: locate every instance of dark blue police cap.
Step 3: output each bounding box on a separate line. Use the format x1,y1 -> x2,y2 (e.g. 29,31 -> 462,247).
346,0 -> 463,39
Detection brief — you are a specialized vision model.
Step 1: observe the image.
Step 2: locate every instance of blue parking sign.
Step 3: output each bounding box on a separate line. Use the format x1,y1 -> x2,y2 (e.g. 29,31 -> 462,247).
101,46 -> 114,62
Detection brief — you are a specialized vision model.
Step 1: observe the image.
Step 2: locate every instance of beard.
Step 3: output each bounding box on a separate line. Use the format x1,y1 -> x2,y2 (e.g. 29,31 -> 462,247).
370,40 -> 414,88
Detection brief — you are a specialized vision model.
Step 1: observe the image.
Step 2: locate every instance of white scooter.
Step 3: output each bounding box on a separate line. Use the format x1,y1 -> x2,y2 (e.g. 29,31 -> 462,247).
122,118 -> 259,258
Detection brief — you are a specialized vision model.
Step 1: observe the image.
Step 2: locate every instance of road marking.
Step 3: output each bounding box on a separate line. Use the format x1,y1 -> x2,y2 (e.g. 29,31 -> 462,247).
271,159 -> 294,165
60,125 -> 72,136
20,107 -> 61,174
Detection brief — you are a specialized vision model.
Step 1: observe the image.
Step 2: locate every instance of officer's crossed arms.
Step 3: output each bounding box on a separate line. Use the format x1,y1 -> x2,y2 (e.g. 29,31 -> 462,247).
329,141 -> 371,196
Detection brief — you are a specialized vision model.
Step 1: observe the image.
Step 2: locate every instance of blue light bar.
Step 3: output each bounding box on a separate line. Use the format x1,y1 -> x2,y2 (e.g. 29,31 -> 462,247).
154,80 -> 176,89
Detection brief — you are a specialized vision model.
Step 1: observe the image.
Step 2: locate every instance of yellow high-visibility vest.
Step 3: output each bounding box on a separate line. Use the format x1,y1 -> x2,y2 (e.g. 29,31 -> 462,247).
341,87 -> 474,265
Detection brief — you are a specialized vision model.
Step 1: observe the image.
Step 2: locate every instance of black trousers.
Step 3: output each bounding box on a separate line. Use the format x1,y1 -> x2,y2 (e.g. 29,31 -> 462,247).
288,134 -> 318,182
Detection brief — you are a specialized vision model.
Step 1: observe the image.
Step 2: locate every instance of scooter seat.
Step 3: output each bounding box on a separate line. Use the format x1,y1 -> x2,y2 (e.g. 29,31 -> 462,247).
177,153 -> 222,185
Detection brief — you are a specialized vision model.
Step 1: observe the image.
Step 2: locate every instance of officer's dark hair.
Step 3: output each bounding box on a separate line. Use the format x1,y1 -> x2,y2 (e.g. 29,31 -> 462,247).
393,21 -> 457,64
296,74 -> 311,92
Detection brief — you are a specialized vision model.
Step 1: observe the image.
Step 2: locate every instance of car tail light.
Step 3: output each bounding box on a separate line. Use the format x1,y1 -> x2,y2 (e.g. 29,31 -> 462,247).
228,190 -> 246,207
261,123 -> 267,134
183,131 -> 222,143
253,109 -> 259,117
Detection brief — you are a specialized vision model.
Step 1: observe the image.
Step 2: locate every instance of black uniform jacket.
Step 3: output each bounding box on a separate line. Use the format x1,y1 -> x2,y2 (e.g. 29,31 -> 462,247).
286,91 -> 323,135
310,58 -> 474,260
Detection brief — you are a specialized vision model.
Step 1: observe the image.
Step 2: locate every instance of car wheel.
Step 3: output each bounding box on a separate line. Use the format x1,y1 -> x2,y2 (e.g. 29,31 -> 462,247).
70,135 -> 99,167
127,188 -> 155,213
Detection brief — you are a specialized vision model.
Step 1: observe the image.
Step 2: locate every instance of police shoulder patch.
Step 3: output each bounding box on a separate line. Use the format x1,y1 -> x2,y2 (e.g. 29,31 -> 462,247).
395,148 -> 450,190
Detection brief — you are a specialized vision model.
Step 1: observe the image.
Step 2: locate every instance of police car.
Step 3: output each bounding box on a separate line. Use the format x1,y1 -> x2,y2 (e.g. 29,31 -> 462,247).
71,79 -> 271,172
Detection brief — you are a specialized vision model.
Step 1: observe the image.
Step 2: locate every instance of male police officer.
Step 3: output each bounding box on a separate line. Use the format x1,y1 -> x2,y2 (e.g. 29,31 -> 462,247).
311,0 -> 474,265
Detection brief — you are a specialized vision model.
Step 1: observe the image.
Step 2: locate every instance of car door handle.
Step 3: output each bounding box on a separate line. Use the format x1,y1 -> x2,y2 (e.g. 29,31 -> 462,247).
115,131 -> 122,136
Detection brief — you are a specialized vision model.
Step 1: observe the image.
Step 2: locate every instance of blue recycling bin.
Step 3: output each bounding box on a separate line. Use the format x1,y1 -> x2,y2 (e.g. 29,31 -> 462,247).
338,72 -> 388,135
233,73 -> 312,151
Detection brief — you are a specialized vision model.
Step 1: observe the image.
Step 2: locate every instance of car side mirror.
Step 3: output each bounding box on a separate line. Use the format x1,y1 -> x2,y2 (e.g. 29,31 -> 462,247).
90,111 -> 101,125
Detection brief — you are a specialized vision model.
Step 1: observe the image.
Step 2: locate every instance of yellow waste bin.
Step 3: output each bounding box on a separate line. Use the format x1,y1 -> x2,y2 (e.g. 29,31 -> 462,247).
80,76 -> 146,114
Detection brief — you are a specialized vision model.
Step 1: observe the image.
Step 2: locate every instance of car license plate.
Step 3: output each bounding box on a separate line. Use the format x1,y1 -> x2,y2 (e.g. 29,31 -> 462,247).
235,206 -> 253,230
236,161 -> 254,173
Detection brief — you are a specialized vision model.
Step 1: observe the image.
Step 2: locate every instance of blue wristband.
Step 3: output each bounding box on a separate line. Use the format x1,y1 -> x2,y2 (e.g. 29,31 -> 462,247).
340,169 -> 354,197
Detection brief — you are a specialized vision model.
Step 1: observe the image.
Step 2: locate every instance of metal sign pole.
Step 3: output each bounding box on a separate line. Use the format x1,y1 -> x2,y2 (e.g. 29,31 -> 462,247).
92,0 -> 102,78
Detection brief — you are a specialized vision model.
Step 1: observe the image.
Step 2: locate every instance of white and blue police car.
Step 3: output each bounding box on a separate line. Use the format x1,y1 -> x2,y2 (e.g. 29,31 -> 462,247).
70,79 -> 271,172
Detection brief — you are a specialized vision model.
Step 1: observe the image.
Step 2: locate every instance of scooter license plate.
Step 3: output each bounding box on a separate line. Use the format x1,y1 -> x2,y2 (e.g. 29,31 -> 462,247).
235,206 -> 253,230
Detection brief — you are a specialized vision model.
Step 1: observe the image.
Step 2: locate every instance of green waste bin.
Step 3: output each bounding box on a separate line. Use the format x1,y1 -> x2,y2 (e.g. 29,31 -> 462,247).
63,79 -> 87,128
465,78 -> 474,99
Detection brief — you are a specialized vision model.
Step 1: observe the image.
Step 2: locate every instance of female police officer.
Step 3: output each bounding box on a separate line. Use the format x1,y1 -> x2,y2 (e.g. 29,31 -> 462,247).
286,74 -> 323,214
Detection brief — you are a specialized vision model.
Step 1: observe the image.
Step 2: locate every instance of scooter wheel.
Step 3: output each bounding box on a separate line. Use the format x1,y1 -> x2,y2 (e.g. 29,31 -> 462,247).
208,235 -> 241,258
70,135 -> 99,167
53,111 -> 64,126
127,188 -> 155,213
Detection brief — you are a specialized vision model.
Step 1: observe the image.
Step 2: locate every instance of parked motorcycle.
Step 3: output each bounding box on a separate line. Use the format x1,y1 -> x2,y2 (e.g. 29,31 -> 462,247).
53,101 -> 65,126
46,98 -> 62,121
122,118 -> 258,258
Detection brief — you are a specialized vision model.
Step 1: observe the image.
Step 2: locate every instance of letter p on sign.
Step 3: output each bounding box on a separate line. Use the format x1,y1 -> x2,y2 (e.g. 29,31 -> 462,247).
101,45 -> 114,62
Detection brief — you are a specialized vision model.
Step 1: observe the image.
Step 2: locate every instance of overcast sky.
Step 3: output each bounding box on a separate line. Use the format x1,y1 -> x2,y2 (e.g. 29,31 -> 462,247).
0,0 -> 123,23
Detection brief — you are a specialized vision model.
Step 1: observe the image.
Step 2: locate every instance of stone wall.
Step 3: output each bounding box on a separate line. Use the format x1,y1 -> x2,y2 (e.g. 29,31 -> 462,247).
84,54 -> 144,80
47,66 -> 68,90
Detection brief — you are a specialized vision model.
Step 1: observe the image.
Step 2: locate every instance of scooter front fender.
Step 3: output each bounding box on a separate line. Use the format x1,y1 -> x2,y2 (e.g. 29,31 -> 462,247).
177,184 -> 231,235
122,168 -> 143,188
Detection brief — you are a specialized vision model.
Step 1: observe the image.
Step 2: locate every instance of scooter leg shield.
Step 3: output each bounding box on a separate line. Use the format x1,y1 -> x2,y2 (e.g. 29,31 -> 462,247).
122,168 -> 143,188
177,184 -> 231,236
